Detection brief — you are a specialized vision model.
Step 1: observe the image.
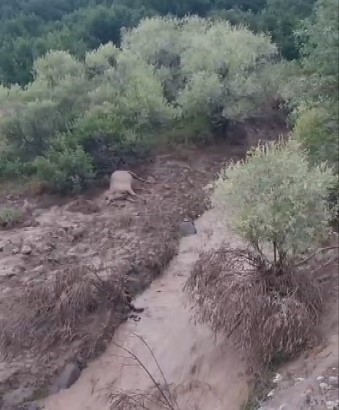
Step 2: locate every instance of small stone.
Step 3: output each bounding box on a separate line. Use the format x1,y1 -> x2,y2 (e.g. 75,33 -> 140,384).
273,373 -> 282,383
326,400 -> 339,410
319,382 -> 331,390
316,376 -> 325,381
203,183 -> 214,191
329,376 -> 339,387
2,387 -> 35,406
267,389 -> 275,397
21,245 -> 32,255
146,176 -> 156,184
54,362 -> 81,391
179,221 -> 197,236
295,377 -> 305,384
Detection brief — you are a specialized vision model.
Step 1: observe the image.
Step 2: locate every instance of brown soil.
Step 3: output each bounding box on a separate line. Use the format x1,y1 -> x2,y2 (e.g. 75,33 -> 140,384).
2,130 -> 273,407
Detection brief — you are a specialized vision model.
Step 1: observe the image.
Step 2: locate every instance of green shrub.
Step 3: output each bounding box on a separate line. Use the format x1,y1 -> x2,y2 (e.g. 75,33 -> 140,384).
294,106 -> 338,172
35,145 -> 95,194
294,106 -> 339,221
213,138 -> 335,265
68,110 -> 151,176
0,100 -> 64,160
0,207 -> 24,229
125,16 -> 280,133
0,154 -> 35,178
0,17 -> 285,187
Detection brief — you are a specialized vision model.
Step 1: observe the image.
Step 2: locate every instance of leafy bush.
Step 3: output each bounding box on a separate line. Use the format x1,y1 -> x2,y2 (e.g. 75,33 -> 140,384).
0,207 -> 24,228
0,100 -> 64,160
279,0 -> 338,226
294,106 -> 338,172
297,0 -> 338,103
68,109 -> 151,176
260,0 -> 316,60
125,16 -> 280,133
0,17 -> 285,191
35,145 -> 95,193
285,0 -> 339,109
213,138 -> 335,266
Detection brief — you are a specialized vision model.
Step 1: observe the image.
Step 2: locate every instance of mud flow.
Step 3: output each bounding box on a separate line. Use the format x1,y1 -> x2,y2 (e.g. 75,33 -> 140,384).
43,209 -> 249,410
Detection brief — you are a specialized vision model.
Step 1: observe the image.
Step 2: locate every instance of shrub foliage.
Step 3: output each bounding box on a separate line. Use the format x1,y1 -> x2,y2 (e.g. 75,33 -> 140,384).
0,17 -> 281,192
213,138 -> 335,266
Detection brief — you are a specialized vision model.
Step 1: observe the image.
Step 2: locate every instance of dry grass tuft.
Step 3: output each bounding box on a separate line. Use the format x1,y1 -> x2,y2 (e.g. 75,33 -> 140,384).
0,265 -> 127,358
108,387 -> 177,410
185,244 -> 323,368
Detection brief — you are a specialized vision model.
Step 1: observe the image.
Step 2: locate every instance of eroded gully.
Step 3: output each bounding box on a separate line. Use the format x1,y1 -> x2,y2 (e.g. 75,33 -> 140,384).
43,208 -> 249,410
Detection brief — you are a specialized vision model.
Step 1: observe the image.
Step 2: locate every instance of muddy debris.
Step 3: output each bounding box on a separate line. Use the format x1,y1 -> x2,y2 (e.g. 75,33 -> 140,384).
21,245 -> 33,255
0,132 -> 288,404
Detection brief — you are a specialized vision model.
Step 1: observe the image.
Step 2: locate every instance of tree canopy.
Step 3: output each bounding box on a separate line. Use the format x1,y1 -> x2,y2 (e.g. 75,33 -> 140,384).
0,0 -> 317,85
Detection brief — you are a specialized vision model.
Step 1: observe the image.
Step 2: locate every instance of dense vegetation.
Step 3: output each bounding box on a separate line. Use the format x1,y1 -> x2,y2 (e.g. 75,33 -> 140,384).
0,0 -> 337,198
0,17 -> 281,192
0,0 -> 316,86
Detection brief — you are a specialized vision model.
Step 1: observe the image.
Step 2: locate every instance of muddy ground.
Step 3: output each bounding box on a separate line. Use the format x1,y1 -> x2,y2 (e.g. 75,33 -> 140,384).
1,119 -> 337,410
2,123 -> 277,409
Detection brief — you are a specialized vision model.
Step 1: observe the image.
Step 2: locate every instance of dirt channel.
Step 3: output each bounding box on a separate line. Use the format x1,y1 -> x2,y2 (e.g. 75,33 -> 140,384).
42,208 -> 249,410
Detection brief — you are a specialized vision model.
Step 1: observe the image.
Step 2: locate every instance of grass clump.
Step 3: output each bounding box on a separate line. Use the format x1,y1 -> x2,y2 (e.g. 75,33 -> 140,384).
0,265 -> 127,358
0,206 -> 24,229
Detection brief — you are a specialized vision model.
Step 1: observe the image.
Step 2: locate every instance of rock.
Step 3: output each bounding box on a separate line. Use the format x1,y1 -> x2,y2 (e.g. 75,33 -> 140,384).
329,376 -> 339,387
267,389 -> 275,398
326,400 -> 339,410
320,382 -> 331,390
146,176 -> 156,184
54,362 -> 81,391
273,373 -> 282,383
21,245 -> 32,255
295,377 -> 305,384
179,221 -> 197,236
203,183 -> 214,192
2,388 -> 35,407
